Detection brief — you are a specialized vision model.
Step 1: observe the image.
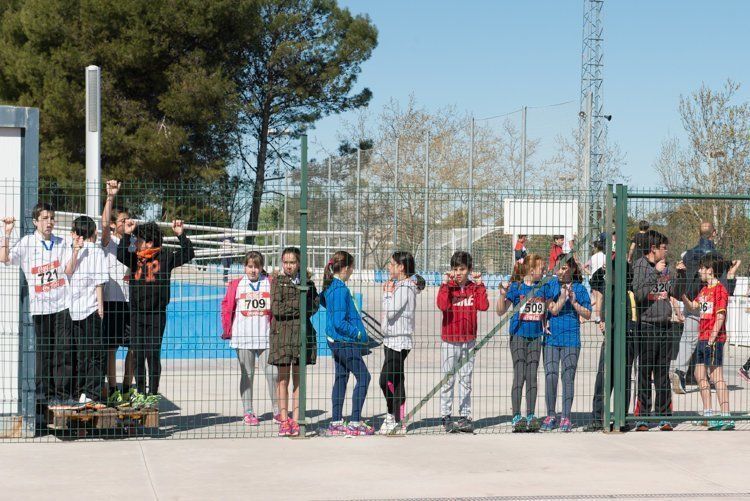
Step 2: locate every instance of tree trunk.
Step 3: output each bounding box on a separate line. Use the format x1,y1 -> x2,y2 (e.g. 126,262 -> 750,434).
245,104 -> 271,245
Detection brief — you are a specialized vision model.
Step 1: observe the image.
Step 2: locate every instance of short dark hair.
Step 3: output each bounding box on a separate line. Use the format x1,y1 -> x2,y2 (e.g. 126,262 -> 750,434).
699,252 -> 724,277
450,251 -> 472,270
638,220 -> 650,231
133,222 -> 163,247
72,216 -> 97,239
392,251 -> 416,276
281,247 -> 301,262
109,206 -> 130,224
556,253 -> 583,282
646,230 -> 668,251
32,202 -> 54,220
553,234 -> 564,240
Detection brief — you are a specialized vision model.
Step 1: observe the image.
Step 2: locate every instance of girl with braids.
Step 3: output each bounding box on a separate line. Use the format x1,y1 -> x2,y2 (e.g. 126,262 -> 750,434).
320,251 -> 373,436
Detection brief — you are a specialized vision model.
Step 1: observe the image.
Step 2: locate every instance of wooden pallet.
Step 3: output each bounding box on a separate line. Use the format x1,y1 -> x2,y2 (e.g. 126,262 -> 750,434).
46,406 -> 159,430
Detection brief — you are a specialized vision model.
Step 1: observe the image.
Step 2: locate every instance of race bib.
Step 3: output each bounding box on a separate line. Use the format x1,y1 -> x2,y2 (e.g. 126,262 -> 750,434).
239,291 -> 271,317
31,260 -> 65,293
519,298 -> 546,322
699,299 -> 714,318
647,276 -> 670,301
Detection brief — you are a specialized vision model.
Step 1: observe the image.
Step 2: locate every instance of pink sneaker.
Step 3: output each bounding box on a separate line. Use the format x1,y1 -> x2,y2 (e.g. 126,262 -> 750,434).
288,419 -> 300,437
346,422 -> 374,436
278,420 -> 291,436
326,422 -> 348,436
243,413 -> 260,426
559,417 -> 572,432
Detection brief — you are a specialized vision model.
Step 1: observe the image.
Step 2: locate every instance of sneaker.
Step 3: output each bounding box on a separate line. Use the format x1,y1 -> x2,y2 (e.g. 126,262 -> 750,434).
378,415 -> 398,435
620,423 -> 634,432
584,420 -> 604,432
278,419 -> 291,436
526,414 -> 541,432
708,420 -> 724,431
694,410 -> 712,427
456,417 -> 474,433
78,393 -> 94,405
443,416 -> 459,434
559,417 -> 573,432
326,422 -> 348,436
658,421 -> 674,431
511,414 -> 527,433
671,370 -> 686,394
635,421 -> 650,432
243,413 -> 260,426
721,420 -> 735,431
540,416 -> 557,432
739,367 -> 750,383
346,422 -> 374,436
288,419 -> 300,437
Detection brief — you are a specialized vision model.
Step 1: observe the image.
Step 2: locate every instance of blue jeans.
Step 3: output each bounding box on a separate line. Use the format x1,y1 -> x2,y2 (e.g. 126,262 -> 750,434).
329,341 -> 371,422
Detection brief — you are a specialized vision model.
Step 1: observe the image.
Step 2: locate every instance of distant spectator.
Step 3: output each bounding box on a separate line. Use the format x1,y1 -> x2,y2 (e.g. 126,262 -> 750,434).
548,235 -> 565,271
627,220 -> 650,263
515,235 -> 528,263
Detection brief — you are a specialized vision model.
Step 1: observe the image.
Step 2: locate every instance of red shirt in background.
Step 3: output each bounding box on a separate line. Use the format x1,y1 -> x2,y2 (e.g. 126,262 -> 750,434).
697,282 -> 729,342
436,280 -> 489,343
548,243 -> 563,270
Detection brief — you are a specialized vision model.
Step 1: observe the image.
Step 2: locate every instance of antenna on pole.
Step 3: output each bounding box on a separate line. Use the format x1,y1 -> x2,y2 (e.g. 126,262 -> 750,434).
85,65 -> 101,218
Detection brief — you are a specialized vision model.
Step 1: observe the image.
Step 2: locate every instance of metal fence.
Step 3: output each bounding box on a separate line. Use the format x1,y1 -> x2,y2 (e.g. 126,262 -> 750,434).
1,178 -> 749,440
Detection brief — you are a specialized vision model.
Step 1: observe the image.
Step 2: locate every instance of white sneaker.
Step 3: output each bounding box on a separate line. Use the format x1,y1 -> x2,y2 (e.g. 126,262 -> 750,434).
378,414 -> 396,435
78,393 -> 93,405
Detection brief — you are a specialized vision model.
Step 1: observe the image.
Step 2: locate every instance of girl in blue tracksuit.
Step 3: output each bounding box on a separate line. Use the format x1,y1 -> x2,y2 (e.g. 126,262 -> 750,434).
320,251 -> 373,436
542,253 -> 591,432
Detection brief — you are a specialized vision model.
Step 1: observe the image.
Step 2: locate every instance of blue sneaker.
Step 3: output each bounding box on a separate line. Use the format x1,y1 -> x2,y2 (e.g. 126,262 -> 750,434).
540,416 -> 557,431
658,421 -> 674,431
708,420 -> 723,431
635,421 -> 650,431
721,420 -> 735,431
511,414 -> 527,433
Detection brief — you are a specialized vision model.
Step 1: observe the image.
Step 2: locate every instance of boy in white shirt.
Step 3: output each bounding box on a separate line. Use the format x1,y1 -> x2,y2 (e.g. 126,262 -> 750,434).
1,203 -> 74,406
65,216 -> 108,404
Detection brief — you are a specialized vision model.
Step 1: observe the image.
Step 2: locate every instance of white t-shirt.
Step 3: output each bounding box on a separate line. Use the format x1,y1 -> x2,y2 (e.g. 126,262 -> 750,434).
68,242 -> 108,321
589,251 -> 606,275
229,276 -> 272,350
103,236 -> 130,303
7,232 -> 71,316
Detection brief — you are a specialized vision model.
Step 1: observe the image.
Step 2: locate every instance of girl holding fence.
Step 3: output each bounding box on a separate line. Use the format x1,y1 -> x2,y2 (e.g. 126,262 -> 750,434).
541,254 -> 591,432
378,251 -> 425,435
321,251 -> 373,436
221,251 -> 279,426
496,254 -> 547,433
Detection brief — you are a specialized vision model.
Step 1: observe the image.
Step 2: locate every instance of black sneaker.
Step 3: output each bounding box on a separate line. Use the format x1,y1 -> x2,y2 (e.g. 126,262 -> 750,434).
671,370 -> 686,394
584,420 -> 604,432
442,416 -> 459,433
456,417 -> 474,433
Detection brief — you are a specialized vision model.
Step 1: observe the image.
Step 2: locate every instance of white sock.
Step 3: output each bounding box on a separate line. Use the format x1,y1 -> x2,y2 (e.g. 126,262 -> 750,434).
349,420 -> 360,427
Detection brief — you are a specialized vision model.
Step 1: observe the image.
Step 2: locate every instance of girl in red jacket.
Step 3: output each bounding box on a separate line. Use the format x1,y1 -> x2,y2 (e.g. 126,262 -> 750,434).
437,251 -> 489,433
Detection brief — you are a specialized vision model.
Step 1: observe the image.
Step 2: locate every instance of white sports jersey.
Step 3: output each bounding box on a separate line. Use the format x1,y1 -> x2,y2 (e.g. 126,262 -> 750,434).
230,275 -> 272,350
68,242 -> 108,321
102,236 -> 130,302
7,232 -> 71,316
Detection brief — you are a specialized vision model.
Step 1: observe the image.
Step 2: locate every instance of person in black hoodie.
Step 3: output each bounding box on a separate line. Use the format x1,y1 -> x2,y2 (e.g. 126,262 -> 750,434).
117,219 -> 195,395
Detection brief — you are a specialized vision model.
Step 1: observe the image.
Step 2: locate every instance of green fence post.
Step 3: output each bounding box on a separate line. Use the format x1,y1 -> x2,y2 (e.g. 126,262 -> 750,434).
603,185 -> 614,431
298,133 -> 309,437
613,184 -> 628,430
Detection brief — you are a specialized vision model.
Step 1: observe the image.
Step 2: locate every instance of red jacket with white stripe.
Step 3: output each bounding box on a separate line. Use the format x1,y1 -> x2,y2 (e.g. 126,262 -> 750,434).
436,280 -> 489,343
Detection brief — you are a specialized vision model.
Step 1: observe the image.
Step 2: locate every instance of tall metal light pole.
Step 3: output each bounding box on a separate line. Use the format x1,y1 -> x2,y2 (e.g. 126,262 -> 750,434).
468,118 -> 474,254
422,132 -> 430,271
393,137 -> 399,252
521,105 -> 527,191
85,65 -> 101,218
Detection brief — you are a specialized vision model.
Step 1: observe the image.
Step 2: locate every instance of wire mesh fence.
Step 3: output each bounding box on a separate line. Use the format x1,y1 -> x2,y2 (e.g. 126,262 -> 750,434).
2,178 -> 750,441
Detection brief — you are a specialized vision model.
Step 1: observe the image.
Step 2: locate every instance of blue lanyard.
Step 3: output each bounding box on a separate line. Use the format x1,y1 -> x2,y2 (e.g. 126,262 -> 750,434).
247,276 -> 264,292
41,239 -> 54,252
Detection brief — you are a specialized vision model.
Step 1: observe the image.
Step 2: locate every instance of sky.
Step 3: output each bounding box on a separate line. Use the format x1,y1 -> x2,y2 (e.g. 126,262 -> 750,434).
307,0 -> 750,188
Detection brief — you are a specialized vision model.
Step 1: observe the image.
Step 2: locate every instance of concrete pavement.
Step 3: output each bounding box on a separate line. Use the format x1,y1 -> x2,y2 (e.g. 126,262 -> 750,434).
1,432 -> 749,500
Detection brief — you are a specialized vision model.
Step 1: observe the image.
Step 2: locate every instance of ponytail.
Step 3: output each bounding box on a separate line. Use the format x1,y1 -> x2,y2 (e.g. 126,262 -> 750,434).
322,251 -> 355,292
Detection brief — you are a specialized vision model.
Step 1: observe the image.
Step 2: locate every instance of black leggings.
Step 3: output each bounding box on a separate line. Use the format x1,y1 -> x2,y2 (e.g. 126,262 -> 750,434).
379,347 -> 410,422
131,311 -> 167,395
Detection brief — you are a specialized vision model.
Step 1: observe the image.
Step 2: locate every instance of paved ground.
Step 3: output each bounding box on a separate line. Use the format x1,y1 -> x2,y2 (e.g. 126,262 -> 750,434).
1,432 -> 749,500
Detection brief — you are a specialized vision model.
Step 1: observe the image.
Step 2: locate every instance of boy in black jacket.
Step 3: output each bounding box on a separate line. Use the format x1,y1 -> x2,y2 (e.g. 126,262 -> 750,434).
117,219 -> 195,395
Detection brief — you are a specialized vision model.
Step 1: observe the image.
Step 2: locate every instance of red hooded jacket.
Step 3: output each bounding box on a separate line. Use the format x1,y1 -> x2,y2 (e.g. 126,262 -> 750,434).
436,280 -> 489,343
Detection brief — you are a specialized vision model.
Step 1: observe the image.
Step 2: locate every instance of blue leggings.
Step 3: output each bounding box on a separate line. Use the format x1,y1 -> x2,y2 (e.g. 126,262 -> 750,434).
329,341 -> 371,422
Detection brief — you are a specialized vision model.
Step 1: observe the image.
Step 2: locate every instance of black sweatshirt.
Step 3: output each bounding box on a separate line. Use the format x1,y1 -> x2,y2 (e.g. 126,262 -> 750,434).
116,233 -> 195,313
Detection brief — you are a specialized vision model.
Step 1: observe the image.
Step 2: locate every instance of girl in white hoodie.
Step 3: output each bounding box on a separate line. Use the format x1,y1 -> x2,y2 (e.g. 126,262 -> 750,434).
379,251 -> 425,434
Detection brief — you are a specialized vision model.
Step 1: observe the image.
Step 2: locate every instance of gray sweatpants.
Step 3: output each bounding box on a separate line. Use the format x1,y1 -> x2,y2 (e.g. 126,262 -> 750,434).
543,345 -> 580,420
235,348 -> 278,415
674,313 -> 699,373
440,340 -> 476,418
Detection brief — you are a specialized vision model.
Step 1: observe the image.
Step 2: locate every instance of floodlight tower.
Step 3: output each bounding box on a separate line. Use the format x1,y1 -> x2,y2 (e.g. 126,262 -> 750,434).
580,0 -> 606,228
